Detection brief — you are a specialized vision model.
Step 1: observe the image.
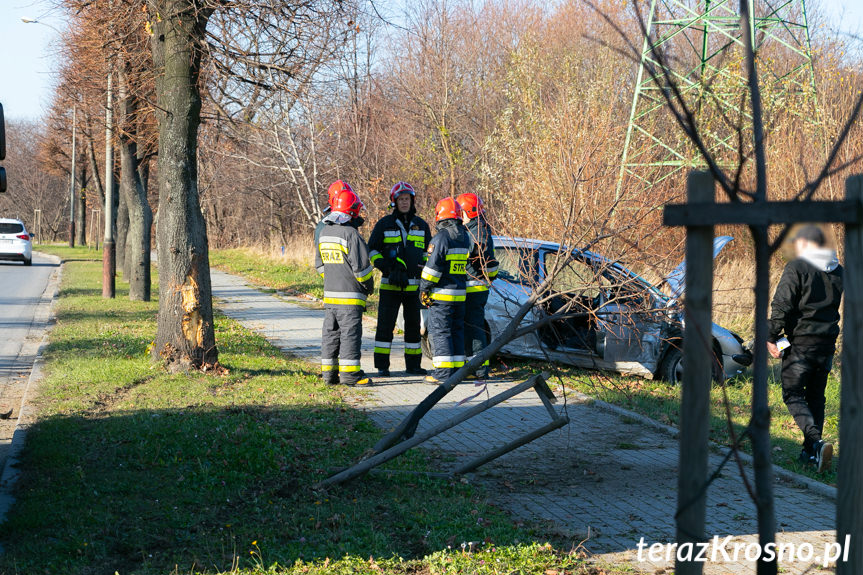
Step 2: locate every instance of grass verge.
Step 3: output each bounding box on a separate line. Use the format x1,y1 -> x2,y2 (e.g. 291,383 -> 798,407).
5,246 -> 619,574
210,247 -> 381,316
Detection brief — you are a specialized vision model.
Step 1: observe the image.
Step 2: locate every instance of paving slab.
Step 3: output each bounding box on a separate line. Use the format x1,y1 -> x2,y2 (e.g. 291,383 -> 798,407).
211,269 -> 840,574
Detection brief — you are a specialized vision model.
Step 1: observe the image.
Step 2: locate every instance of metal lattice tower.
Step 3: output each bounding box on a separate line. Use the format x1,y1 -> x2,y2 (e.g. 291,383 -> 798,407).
616,0 -> 821,200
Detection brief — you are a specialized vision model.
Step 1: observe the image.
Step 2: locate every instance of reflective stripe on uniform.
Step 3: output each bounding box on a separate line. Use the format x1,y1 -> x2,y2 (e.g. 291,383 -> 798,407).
486,264 -> 499,278
339,359 -> 361,373
323,290 -> 367,306
381,278 -> 420,291
370,250 -> 382,263
321,358 -> 338,372
405,342 -> 423,355
374,341 -> 392,355
466,279 -> 489,293
421,266 -> 442,282
466,355 -> 490,367
355,265 -> 374,282
383,230 -> 402,244
430,288 -> 466,302
319,236 -> 349,248
433,355 -> 466,368
445,249 -> 470,260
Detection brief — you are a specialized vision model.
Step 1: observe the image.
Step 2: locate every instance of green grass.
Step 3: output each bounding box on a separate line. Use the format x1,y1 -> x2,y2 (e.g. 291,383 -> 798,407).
210,248 -> 382,316
497,359 -> 839,485
3,248 -> 619,575
210,248 -> 324,301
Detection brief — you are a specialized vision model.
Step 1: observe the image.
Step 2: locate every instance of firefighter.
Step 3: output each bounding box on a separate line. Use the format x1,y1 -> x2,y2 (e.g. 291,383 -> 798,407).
368,182 -> 432,376
457,193 -> 499,379
419,197 -> 471,384
314,180 -> 354,248
315,187 -> 375,386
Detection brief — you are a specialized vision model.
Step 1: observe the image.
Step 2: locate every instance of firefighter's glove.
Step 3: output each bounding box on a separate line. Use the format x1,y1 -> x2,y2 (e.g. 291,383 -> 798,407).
420,291 -> 434,308
389,258 -> 410,288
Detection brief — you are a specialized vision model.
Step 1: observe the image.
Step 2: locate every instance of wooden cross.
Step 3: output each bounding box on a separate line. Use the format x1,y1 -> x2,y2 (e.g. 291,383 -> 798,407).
663,172 -> 862,574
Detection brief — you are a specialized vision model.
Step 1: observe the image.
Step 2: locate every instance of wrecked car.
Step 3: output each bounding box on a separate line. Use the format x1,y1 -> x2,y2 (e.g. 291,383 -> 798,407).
419,235 -> 752,383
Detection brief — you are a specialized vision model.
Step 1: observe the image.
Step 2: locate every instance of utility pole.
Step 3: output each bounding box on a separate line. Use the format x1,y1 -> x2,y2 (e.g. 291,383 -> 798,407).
69,106 -> 77,247
103,71 -> 115,298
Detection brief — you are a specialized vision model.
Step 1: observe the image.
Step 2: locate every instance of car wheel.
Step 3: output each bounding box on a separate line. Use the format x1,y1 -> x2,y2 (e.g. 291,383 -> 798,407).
23,257 -> 32,266
421,333 -> 434,360
660,345 -> 724,385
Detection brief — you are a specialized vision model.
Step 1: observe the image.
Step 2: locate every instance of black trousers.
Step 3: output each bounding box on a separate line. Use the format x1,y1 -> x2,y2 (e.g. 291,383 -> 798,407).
464,290 -> 490,375
373,289 -> 422,370
321,305 -> 365,384
428,301 -> 466,381
781,342 -> 835,452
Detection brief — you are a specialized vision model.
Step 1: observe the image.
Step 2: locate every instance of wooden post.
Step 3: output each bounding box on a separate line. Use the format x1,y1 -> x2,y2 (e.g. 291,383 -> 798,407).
676,170 -> 714,575
838,174 -> 863,574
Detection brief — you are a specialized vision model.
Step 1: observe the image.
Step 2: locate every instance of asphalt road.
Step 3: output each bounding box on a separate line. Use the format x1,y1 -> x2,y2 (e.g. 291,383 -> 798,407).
0,253 -> 57,391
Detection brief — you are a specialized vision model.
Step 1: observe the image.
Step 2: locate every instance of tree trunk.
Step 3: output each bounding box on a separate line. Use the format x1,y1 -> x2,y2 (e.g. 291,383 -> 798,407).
149,0 -> 217,369
75,160 -> 88,246
116,180 -> 129,279
118,61 -> 152,301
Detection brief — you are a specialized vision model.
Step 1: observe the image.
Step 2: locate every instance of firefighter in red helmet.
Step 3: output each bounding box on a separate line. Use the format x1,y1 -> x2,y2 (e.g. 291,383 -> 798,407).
314,180 -> 354,248
456,192 -> 498,379
315,186 -> 374,386
367,182 -> 432,376
419,197 -> 471,384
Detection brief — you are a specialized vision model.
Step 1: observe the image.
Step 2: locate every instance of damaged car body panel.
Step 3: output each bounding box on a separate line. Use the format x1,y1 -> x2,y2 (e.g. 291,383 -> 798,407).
419,235 -> 752,382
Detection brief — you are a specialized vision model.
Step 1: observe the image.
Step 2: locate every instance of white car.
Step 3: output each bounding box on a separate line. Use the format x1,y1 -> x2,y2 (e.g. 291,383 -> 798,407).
0,218 -> 33,266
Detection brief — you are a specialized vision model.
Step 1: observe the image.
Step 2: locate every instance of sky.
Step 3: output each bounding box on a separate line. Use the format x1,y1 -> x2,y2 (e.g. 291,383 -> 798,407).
0,0 -> 862,122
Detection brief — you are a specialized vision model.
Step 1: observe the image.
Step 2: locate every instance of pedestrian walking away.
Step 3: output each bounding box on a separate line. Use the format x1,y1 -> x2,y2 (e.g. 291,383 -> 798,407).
457,192 -> 499,380
315,185 -> 375,386
368,182 -> 432,377
767,224 -> 843,473
420,197 -> 471,385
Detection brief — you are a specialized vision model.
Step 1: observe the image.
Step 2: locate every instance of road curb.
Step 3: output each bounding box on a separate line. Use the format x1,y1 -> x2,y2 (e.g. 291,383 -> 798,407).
0,253 -> 62,527
573,389 -> 837,500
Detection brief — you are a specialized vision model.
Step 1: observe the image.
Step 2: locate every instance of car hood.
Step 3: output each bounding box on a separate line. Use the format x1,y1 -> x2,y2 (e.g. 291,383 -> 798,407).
663,236 -> 734,299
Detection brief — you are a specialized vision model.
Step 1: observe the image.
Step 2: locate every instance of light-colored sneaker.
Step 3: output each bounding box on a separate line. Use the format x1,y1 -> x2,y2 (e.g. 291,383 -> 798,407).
815,440 -> 833,473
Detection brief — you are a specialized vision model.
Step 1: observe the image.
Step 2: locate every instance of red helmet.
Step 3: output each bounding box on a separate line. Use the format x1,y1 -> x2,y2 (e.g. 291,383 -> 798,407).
332,189 -> 364,218
456,192 -> 484,219
327,180 -> 353,207
390,181 -> 416,206
435,197 -> 463,222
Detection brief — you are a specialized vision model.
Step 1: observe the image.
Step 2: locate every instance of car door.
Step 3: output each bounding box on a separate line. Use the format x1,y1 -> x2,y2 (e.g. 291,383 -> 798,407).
539,249 -> 601,353
593,262 -> 664,372
485,245 -> 545,357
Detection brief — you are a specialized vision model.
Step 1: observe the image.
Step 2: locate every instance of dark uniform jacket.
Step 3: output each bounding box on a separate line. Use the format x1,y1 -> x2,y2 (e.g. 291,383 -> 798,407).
465,215 -> 499,294
769,250 -> 843,345
420,219 -> 471,303
368,210 -> 431,293
315,218 -> 375,307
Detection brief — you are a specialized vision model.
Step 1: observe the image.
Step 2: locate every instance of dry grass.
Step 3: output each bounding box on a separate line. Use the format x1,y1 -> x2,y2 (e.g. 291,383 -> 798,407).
245,234 -> 317,267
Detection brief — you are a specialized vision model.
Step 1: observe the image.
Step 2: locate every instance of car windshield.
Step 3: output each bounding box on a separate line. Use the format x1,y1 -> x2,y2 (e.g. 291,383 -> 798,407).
0,223 -> 24,234
494,247 -> 537,283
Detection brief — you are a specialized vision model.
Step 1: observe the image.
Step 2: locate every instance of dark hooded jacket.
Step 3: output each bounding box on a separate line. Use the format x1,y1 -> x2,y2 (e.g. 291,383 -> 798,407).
768,248 -> 843,345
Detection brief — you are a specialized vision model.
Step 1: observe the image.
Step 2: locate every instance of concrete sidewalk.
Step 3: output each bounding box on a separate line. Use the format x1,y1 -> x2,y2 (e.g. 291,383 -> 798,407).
211,269 -> 838,574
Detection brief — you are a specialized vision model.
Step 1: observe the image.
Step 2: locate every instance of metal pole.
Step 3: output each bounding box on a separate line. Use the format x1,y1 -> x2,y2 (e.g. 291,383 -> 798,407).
103,71 -> 115,298
69,106 -> 76,247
